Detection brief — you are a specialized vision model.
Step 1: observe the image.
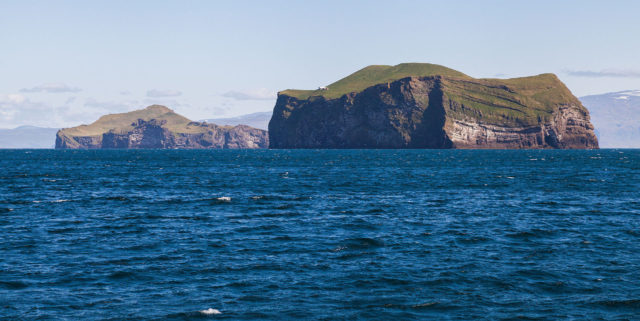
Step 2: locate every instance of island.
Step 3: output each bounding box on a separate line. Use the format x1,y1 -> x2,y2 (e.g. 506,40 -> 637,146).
268,63 -> 598,149
55,105 -> 268,149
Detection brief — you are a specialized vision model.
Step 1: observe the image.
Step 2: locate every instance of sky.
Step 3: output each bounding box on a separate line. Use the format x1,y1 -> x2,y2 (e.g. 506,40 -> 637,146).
1,0 -> 639,128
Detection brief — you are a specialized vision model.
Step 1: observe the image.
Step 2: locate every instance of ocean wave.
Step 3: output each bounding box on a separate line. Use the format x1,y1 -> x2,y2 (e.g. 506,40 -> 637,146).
0,280 -> 29,290
32,199 -> 72,203
333,237 -> 385,252
596,299 -> 640,308
2,149 -> 639,319
200,308 -> 221,315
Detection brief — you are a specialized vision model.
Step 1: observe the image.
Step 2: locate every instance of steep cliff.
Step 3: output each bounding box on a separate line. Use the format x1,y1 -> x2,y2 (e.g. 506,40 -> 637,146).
269,63 -> 598,149
56,105 -> 268,149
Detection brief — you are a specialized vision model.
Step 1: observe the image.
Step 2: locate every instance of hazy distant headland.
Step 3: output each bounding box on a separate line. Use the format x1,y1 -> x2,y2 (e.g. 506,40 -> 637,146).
201,112 -> 271,131
0,126 -> 59,149
580,90 -> 640,148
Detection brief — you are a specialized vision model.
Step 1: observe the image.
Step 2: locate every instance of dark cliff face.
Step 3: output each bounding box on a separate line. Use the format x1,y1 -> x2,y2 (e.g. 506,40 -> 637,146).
56,119 -> 268,149
269,76 -> 598,149
269,78 -> 448,148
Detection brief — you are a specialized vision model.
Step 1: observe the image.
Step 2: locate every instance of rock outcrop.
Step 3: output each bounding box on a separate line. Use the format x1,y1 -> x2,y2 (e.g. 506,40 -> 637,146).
269,63 -> 598,149
56,105 -> 268,149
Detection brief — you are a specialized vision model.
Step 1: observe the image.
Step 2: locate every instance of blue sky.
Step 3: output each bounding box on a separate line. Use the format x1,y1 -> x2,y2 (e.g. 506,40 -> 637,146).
1,0 -> 639,128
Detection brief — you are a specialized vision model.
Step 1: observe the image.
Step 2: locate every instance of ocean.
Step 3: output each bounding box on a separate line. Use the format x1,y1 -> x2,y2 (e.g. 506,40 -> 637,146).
1,149 -> 639,320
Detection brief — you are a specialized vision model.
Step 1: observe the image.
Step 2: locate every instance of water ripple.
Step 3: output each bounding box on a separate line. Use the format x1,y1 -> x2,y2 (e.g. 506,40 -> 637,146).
1,149 -> 639,320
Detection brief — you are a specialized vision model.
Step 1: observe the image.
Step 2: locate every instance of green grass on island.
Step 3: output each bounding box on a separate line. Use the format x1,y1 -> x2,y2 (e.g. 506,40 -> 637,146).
60,105 -> 214,136
281,63 -> 470,100
441,73 -> 581,126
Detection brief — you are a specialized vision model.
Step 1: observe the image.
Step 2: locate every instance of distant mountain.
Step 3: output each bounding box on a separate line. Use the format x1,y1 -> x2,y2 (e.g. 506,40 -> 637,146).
0,126 -> 59,149
56,105 -> 268,149
201,111 -> 272,130
580,90 -> 640,148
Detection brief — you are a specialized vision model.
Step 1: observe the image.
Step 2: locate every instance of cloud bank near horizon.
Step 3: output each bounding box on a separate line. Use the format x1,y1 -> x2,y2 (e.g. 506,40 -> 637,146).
222,88 -> 276,101
565,69 -> 640,78
20,83 -> 82,93
0,93 -> 143,129
146,89 -> 182,97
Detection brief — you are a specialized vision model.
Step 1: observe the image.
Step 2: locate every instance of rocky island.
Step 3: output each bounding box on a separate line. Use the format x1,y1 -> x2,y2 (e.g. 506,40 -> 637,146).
55,105 -> 268,149
269,63 -> 598,149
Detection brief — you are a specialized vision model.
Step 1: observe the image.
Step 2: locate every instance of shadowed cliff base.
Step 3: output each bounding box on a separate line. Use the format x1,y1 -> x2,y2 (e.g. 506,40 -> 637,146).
269,63 -> 598,149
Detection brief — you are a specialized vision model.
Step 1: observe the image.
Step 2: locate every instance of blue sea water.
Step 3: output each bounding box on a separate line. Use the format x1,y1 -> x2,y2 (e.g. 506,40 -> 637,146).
1,149 -> 639,320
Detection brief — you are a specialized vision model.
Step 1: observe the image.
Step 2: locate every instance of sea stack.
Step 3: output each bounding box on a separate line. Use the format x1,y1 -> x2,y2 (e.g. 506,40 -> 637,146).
268,63 -> 598,149
55,105 -> 269,149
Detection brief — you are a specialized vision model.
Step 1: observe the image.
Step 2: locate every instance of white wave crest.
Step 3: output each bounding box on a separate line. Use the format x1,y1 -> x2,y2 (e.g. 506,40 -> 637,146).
200,308 -> 221,315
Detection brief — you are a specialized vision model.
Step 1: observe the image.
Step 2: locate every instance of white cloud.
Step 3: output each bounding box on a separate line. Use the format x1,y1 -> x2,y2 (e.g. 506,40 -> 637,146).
222,88 -> 276,101
209,105 -> 231,115
0,94 -> 54,128
20,83 -> 82,93
83,98 -> 142,115
620,90 -> 640,96
0,93 -> 144,128
7,94 -> 26,104
566,69 -> 640,78
146,89 -> 182,97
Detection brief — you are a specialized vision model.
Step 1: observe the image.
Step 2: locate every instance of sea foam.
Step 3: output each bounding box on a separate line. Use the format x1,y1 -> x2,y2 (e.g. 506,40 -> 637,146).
200,308 -> 221,315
